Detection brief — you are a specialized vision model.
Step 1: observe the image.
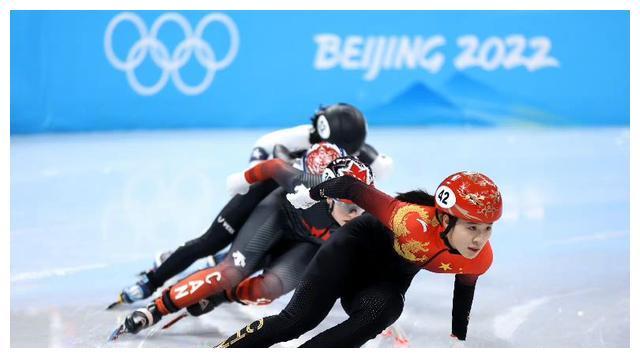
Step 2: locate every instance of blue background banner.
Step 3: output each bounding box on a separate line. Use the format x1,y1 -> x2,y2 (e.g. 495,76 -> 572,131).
11,10 -> 629,134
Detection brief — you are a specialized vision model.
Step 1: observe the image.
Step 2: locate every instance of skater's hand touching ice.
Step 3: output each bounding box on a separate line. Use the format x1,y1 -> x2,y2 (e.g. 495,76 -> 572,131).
449,334 -> 465,348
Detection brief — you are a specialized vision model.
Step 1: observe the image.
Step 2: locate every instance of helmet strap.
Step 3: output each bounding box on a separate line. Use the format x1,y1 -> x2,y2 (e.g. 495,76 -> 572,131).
327,199 -> 336,220
438,213 -> 459,253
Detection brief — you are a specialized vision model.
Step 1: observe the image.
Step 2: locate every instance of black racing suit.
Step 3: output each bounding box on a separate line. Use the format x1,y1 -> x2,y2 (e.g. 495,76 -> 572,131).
216,214 -> 419,348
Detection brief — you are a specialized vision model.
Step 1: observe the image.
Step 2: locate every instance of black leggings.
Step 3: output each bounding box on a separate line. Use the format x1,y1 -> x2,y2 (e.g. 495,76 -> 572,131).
217,214 -> 419,348
146,181 -> 278,289
206,188 -> 319,302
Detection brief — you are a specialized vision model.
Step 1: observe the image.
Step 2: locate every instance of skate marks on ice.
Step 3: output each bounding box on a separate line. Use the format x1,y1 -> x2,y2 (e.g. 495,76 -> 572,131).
11,263 -> 109,283
11,304 -> 235,347
489,288 -> 629,347
108,298 -> 400,347
11,305 -> 128,347
10,128 -> 630,347
6,294 -> 342,347
489,290 -> 599,341
393,279 -> 628,348
492,296 -> 551,340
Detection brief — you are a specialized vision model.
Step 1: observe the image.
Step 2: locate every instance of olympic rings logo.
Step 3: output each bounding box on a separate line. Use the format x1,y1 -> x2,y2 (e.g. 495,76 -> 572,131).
104,12 -> 239,96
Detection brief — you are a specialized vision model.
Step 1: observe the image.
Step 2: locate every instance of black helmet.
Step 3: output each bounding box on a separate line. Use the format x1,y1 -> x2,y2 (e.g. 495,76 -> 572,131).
309,103 -> 367,154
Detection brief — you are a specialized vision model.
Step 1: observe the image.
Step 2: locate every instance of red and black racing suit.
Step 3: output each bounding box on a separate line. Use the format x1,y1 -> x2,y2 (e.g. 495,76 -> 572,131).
144,143 -> 385,294
150,159 -> 347,317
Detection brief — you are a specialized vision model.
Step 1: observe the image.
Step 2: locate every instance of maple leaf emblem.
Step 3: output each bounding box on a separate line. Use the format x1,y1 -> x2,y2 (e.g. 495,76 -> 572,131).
347,162 -> 369,183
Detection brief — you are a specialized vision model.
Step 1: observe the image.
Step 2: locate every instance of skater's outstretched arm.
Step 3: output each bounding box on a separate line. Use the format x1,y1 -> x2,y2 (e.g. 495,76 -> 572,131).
249,125 -> 312,163
308,175 -> 402,227
451,274 -> 479,341
228,158 -> 323,195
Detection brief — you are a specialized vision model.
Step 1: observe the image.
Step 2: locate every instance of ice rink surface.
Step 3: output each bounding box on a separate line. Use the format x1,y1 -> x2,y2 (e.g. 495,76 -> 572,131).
10,127 -> 630,347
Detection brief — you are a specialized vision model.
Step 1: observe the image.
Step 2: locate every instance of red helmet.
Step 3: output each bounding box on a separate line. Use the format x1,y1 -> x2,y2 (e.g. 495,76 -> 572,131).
322,156 -> 374,204
322,156 -> 374,185
304,142 -> 347,175
435,171 -> 502,223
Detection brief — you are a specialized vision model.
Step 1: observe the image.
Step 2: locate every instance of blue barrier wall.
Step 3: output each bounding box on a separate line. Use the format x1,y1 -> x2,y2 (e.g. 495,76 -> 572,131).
10,11 -> 629,134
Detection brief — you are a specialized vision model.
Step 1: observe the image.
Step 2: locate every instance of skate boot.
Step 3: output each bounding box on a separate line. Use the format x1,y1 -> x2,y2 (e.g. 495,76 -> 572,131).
160,291 -> 231,330
124,304 -> 162,334
153,250 -> 174,271
162,292 -> 230,329
120,275 -> 154,303
108,303 -> 163,341
107,275 -> 155,309
186,291 -> 230,317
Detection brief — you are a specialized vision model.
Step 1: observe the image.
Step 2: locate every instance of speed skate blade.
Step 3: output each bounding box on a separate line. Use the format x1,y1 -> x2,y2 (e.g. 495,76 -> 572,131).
106,294 -> 125,310
106,300 -> 122,310
107,324 -> 127,341
162,313 -> 188,330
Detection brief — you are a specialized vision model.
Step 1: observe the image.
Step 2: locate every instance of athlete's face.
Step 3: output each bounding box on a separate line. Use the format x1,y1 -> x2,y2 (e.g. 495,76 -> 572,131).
328,199 -> 364,226
444,216 -> 493,259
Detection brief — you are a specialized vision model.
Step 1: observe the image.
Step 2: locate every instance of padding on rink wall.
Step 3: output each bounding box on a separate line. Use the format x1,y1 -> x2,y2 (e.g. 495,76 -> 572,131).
10,11 -> 629,134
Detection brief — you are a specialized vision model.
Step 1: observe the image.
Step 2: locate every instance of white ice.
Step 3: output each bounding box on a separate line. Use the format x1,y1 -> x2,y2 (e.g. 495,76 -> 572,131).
10,127 -> 630,347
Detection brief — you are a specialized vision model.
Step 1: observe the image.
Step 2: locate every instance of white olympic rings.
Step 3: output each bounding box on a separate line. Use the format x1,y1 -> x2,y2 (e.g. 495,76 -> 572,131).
104,12 -> 239,96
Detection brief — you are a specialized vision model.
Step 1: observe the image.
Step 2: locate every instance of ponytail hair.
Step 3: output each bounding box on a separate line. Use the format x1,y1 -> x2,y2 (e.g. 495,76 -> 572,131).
394,189 -> 435,207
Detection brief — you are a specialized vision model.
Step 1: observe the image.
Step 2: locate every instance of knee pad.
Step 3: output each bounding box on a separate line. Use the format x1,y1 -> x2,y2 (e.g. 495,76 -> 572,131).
232,274 -> 284,305
162,264 -> 244,312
